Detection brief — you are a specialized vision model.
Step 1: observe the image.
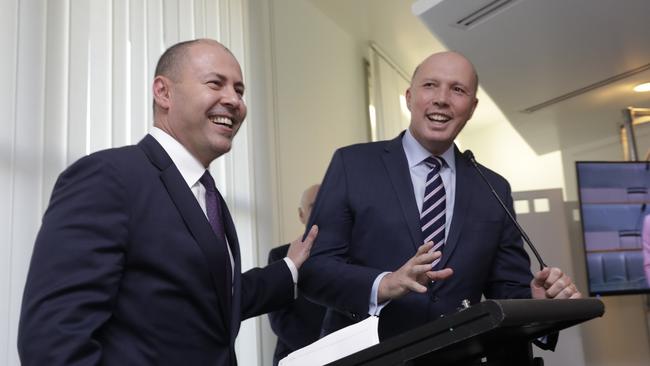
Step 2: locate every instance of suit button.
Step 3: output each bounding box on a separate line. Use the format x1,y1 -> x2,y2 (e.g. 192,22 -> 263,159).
349,312 -> 358,320
431,296 -> 439,303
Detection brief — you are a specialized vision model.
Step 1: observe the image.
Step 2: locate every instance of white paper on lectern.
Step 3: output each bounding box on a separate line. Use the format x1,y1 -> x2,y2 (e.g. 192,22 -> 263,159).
278,316 -> 379,366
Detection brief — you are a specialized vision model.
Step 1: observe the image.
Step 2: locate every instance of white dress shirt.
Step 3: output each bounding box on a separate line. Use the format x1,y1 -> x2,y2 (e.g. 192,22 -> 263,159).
150,127 -> 298,284
368,129 -> 456,315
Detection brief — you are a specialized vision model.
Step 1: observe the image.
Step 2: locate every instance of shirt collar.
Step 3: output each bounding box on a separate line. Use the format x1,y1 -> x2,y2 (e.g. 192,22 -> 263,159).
150,127 -> 207,188
402,128 -> 456,172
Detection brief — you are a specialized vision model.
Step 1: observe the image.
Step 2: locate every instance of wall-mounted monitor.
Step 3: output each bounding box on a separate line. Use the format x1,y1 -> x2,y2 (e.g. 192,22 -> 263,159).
576,161 -> 650,296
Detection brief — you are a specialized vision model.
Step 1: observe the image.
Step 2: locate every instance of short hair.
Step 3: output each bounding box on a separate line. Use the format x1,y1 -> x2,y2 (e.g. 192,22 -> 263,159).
152,39 -> 233,114
155,39 -> 200,81
410,52 -> 480,95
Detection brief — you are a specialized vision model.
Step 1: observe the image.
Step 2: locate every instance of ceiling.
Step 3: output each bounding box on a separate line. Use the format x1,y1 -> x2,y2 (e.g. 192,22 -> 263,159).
307,0 -> 497,132
413,0 -> 650,154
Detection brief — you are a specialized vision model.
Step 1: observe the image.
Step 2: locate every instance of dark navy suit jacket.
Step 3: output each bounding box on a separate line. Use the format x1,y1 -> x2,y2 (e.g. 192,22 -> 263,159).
300,133 -> 534,340
18,135 -> 293,366
267,244 -> 326,365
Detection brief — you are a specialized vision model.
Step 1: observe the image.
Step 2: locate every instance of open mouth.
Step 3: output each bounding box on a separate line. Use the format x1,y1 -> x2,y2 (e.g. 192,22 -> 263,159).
210,116 -> 233,128
426,113 -> 452,123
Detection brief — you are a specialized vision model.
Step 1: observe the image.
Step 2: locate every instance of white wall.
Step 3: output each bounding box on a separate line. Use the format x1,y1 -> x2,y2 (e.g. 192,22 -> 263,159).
457,92 -> 565,195
368,46 -> 412,141
269,0 -> 370,242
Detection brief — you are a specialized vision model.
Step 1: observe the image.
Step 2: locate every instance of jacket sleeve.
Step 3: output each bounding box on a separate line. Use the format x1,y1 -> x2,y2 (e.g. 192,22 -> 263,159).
266,245 -> 311,350
18,154 -> 129,366
240,259 -> 294,320
299,150 -> 381,320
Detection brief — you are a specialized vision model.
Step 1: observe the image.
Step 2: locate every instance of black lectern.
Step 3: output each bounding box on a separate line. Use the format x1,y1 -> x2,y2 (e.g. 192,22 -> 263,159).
327,298 -> 604,366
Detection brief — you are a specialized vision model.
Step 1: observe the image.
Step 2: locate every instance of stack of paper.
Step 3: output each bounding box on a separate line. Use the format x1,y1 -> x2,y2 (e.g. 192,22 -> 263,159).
279,316 -> 379,366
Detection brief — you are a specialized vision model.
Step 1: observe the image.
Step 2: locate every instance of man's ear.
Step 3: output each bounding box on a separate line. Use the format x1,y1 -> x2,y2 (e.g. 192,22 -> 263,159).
152,76 -> 172,111
468,97 -> 479,119
405,87 -> 413,111
298,207 -> 307,226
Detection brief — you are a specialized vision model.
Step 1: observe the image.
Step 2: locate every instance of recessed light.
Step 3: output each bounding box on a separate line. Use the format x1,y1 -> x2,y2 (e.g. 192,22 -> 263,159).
633,82 -> 650,92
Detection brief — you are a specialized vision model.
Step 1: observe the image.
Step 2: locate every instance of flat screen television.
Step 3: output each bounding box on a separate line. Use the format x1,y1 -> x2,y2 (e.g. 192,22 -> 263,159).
576,161 -> 650,296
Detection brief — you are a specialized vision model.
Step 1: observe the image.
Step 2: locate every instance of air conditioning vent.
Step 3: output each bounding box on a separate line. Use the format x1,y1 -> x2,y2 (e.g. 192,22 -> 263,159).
453,0 -> 516,29
521,63 -> 650,113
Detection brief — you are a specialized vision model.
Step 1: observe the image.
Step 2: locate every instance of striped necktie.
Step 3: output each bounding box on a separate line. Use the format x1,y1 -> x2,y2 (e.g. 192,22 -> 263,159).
421,156 -> 446,269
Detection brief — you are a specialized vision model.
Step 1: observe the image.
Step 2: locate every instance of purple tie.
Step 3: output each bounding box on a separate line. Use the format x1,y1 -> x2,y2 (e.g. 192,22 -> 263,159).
421,156 -> 446,269
200,171 -> 226,241
199,170 -> 232,291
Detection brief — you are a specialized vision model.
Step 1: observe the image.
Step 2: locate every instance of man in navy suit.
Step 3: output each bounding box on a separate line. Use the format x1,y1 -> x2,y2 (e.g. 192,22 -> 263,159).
18,39 -> 317,366
267,184 -> 326,365
300,51 -> 581,342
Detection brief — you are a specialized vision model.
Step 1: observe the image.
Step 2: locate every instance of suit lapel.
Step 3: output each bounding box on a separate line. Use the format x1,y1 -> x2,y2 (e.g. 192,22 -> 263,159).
138,135 -> 232,331
381,133 -> 422,252
218,190 -> 241,341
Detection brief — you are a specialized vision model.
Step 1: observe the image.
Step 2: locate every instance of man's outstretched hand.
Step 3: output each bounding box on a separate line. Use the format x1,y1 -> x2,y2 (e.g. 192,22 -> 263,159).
377,241 -> 453,303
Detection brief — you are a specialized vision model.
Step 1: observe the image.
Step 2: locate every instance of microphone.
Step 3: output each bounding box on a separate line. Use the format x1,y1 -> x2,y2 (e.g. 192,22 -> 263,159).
462,150 -> 547,270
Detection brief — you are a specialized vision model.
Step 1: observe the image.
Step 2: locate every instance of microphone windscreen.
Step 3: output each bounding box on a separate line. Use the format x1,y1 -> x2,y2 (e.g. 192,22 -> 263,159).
463,150 -> 475,162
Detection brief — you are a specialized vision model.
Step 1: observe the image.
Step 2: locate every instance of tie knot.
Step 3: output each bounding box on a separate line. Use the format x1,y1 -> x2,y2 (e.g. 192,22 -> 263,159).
199,170 -> 217,193
424,156 -> 444,171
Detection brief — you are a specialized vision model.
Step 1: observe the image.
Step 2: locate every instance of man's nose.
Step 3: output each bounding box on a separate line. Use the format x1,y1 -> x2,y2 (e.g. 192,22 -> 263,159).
221,87 -> 242,108
431,88 -> 449,106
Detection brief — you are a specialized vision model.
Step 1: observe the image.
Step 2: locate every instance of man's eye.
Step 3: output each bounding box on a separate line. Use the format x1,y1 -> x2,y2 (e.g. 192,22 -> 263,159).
453,86 -> 466,94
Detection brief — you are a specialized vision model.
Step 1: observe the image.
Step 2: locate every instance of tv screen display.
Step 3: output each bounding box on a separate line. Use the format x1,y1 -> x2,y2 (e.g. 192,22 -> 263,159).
576,161 -> 650,296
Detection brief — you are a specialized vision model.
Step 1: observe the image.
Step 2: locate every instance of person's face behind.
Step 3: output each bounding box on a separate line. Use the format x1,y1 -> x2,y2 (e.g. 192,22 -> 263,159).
406,52 -> 478,155
298,186 -> 319,226
165,42 -> 247,166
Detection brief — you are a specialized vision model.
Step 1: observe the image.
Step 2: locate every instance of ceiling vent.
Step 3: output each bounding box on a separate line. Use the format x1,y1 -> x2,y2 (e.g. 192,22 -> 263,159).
453,0 -> 517,30
521,62 -> 650,113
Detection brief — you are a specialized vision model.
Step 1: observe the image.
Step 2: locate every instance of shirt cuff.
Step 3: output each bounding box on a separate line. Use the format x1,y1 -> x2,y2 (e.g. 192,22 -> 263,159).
369,272 -> 391,316
283,257 -> 299,299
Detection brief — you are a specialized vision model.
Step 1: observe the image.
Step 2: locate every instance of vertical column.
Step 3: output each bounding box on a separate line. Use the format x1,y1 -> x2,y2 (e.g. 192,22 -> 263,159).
113,0 -> 130,147
68,0 -> 90,162
0,0 -> 19,362
8,0 -> 49,365
129,0 -> 150,140
88,0 -> 113,152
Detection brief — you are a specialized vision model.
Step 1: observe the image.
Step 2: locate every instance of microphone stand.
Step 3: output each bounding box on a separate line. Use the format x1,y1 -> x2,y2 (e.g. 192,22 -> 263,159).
463,150 -> 547,271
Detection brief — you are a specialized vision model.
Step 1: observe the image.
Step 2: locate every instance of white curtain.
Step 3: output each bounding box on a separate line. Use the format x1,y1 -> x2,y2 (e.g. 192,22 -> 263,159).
0,1 -> 263,365
367,44 -> 411,142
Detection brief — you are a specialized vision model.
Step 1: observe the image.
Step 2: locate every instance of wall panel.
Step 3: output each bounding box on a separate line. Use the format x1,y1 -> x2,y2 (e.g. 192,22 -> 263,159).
67,0 -> 91,161
0,1 -> 19,363
162,0 -> 180,45
129,0 -> 149,141
88,0 -> 113,151
42,0 -> 69,207
194,0 -> 207,37
112,0 -> 130,147
8,1 -> 48,365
